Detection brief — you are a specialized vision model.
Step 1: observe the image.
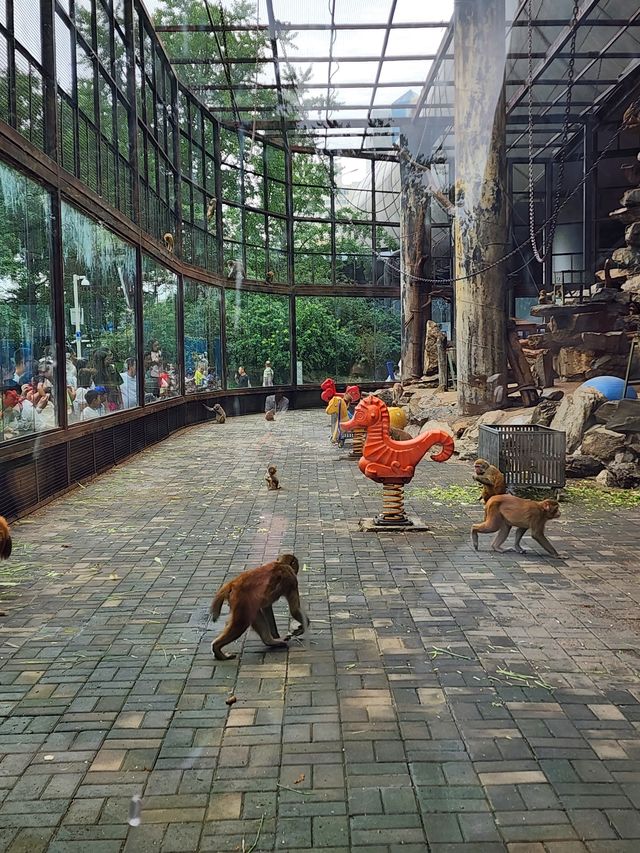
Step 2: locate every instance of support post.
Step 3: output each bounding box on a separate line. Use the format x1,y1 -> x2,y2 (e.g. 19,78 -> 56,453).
399,135 -> 431,382
454,0 -> 508,414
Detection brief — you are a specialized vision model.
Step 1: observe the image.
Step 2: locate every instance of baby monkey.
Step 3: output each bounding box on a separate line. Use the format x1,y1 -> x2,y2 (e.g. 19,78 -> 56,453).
265,465 -> 280,490
472,458 -> 506,503
210,554 -> 309,660
471,494 -> 561,557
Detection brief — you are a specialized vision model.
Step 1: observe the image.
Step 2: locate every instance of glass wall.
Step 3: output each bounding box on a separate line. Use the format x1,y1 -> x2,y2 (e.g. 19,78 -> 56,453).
0,162 -> 56,442
296,296 -> 401,384
225,291 -> 290,388
142,255 -> 179,402
184,280 -> 222,393
61,203 -> 137,422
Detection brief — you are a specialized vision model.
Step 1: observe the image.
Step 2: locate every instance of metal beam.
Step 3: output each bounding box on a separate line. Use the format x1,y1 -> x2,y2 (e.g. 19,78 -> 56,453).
412,23 -> 453,120
156,21 -> 451,33
361,0 -> 397,150
507,0 -> 601,112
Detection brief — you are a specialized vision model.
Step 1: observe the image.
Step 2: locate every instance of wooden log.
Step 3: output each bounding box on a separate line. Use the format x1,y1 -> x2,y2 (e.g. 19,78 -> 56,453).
506,322 -> 539,406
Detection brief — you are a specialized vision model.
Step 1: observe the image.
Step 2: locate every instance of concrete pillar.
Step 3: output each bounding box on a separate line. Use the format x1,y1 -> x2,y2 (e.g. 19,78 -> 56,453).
454,0 -> 508,414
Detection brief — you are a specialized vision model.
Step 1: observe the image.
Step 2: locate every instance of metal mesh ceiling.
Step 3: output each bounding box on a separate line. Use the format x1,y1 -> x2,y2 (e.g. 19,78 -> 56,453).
151,0 -> 640,155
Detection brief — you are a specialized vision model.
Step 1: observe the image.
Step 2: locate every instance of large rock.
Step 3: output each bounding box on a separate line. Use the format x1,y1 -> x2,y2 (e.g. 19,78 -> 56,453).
554,347 -> 595,381
451,416 -> 477,438
419,420 -> 454,437
541,389 -> 564,401
585,354 -> 629,380
407,389 -> 457,426
625,221 -> 640,247
550,387 -> 605,454
565,455 -> 604,478
605,459 -> 640,489
621,188 -> 640,208
423,320 -> 441,376
372,388 -> 394,406
596,468 -> 616,487
580,426 -> 627,463
581,331 -> 628,354
622,273 -> 640,295
531,399 -> 560,427
594,401 -> 619,424
613,245 -> 640,272
606,399 -> 640,433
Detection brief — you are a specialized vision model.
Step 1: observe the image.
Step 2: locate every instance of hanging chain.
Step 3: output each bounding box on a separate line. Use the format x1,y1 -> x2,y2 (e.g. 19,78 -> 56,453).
528,0 -> 580,263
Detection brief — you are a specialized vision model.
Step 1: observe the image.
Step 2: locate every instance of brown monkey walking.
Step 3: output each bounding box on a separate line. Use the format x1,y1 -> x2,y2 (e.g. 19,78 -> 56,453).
210,554 -> 309,660
471,494 -> 560,557
0,517 -> 11,560
472,459 -> 507,502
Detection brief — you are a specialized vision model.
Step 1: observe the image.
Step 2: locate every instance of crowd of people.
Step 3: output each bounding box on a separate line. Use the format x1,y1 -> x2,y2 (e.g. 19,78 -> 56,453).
2,344 -> 287,441
1,339 -> 185,440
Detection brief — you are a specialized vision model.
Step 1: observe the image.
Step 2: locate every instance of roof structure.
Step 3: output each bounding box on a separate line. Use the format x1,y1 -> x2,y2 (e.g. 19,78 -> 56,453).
153,0 -> 640,157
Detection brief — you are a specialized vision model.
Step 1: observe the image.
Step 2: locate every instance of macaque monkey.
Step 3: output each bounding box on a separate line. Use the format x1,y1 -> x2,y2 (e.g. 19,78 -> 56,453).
0,517 -> 11,560
538,289 -> 551,304
163,232 -> 174,253
472,459 -> 507,503
202,402 -> 226,423
265,270 -> 275,284
227,260 -> 245,281
207,197 -> 216,221
210,554 -> 309,660
471,494 -> 561,557
391,381 -> 403,406
265,465 -> 280,490
265,409 -> 275,422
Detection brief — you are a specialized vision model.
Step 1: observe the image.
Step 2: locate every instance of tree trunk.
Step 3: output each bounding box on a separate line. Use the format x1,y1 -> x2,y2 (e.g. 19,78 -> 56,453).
400,140 -> 431,382
454,0 -> 508,414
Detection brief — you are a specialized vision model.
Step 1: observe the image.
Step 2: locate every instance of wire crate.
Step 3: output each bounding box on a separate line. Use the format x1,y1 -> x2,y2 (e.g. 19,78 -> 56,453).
478,424 -> 566,490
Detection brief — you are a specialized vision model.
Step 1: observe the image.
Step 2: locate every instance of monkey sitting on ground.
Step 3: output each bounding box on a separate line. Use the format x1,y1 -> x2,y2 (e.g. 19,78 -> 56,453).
472,458 -> 507,503
391,381 -> 403,406
210,554 -> 309,660
202,402 -> 226,423
265,465 -> 280,491
0,517 -> 11,560
471,494 -> 561,557
265,410 -> 275,422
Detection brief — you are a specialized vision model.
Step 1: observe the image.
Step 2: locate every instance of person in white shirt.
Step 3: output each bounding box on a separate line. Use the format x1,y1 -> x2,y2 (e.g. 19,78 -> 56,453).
262,359 -> 274,386
120,358 -> 138,409
81,389 -> 105,420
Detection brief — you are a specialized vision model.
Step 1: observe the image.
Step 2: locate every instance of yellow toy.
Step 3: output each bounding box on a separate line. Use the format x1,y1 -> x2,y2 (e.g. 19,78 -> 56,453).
325,394 -> 352,444
387,406 -> 407,430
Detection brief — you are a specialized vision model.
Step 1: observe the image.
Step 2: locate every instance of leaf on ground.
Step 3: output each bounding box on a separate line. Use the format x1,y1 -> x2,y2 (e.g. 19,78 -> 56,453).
153,557 -> 163,565
294,773 -> 305,784
108,573 -> 120,581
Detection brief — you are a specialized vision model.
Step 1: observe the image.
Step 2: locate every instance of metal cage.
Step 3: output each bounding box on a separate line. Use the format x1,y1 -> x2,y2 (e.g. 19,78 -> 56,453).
478,424 -> 566,490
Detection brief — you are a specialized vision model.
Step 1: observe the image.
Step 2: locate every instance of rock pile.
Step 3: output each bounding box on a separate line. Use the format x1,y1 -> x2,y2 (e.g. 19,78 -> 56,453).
370,382 -> 640,489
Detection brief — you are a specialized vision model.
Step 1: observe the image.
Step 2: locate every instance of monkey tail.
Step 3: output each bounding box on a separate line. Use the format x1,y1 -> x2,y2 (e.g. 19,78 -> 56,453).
0,517 -> 12,561
202,403 -> 216,412
210,586 -> 229,622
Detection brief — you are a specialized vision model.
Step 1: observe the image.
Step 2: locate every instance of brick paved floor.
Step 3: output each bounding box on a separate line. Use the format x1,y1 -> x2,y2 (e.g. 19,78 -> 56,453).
1,410 -> 640,852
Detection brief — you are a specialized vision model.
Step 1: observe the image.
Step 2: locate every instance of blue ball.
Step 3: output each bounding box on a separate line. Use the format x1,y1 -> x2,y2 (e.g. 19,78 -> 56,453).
578,375 -> 637,401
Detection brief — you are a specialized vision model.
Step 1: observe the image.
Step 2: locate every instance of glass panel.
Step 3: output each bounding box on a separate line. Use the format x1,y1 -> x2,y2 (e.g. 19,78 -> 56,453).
61,202 -> 137,421
295,297 -> 401,384
183,280 -> 222,394
225,291 -> 290,388
142,255 -> 179,402
0,162 -> 56,442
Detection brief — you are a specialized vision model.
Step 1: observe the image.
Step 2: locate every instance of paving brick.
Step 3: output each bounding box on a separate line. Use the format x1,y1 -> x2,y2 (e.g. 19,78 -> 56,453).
3,411 -> 640,853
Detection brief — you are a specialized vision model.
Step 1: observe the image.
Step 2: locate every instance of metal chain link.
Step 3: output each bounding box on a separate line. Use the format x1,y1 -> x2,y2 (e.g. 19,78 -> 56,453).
528,0 -> 580,263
